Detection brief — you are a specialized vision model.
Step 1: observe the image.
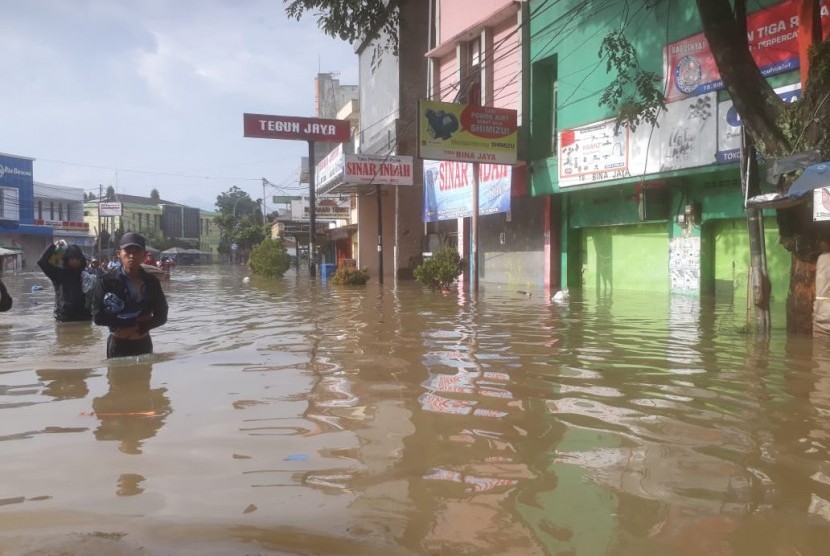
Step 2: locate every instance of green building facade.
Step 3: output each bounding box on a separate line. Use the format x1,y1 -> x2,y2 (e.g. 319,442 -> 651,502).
528,0 -> 801,326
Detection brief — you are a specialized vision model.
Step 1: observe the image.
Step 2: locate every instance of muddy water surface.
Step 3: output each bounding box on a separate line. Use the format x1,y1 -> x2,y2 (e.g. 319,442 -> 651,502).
1,266 -> 829,555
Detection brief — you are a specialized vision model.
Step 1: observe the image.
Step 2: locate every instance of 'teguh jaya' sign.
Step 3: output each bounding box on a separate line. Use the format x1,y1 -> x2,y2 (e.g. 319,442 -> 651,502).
243,113 -> 351,142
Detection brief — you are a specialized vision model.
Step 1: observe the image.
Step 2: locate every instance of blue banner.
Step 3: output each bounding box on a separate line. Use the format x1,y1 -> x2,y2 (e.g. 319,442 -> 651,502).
422,160 -> 512,223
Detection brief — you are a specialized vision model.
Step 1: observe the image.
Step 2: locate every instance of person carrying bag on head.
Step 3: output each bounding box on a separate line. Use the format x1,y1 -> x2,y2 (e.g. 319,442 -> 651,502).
37,239 -> 92,322
92,233 -> 168,358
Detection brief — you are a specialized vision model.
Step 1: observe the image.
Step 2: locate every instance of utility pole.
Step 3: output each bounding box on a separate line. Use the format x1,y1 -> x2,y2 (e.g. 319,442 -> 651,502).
97,183 -> 103,255
261,177 -> 268,223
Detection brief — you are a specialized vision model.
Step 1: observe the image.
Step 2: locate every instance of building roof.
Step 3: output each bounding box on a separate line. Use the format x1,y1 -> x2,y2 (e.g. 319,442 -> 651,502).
83,193 -> 181,207
116,193 -> 181,206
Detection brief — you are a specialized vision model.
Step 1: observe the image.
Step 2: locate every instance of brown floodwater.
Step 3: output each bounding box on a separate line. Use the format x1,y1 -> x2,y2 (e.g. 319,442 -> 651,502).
1,265 -> 829,555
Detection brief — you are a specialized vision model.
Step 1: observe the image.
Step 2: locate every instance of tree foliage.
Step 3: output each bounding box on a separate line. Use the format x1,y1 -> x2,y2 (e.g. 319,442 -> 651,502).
216,186 -> 261,219
150,188 -> 160,200
598,30 -> 665,132
283,0 -> 401,51
215,186 -> 265,259
414,247 -> 464,291
332,265 -> 370,285
249,238 -> 292,277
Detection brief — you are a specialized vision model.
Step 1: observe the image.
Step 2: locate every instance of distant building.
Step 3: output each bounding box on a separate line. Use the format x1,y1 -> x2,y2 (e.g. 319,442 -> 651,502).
0,152 -> 88,267
33,181 -> 92,249
293,73 -> 360,271
352,0 -> 429,279
84,193 -> 220,260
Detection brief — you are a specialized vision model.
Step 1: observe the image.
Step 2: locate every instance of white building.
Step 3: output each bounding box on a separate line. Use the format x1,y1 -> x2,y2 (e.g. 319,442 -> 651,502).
33,181 -> 93,250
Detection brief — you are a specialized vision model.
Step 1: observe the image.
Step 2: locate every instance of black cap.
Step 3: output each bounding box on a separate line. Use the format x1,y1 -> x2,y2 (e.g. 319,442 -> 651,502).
119,232 -> 146,250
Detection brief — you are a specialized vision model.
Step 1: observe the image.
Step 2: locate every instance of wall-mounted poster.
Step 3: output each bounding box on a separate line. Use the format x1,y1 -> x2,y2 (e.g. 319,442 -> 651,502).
629,93 -> 717,174
558,120 -> 629,187
716,83 -> 801,164
669,236 -> 701,295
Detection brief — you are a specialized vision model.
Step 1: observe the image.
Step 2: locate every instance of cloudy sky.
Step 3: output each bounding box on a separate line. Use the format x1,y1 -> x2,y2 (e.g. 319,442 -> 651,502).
0,0 -> 359,211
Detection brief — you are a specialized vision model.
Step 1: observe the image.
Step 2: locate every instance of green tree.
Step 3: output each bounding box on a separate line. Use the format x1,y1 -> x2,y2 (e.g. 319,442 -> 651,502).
150,188 -> 160,200
414,247 -> 463,292
249,238 -> 292,277
105,185 -> 116,201
283,0 -> 400,51
215,186 -> 265,262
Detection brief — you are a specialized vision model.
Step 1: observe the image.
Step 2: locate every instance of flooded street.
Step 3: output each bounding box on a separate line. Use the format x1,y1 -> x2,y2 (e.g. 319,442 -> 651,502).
2,265 -> 830,555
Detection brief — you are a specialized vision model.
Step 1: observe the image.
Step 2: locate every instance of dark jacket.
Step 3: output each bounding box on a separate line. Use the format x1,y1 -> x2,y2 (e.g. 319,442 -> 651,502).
37,244 -> 91,322
92,267 -> 168,335
0,278 -> 11,312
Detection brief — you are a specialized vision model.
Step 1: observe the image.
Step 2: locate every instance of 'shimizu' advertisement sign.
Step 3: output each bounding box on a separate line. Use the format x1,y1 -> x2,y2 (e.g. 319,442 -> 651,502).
344,154 -> 414,186
243,113 -> 351,142
418,100 -> 517,165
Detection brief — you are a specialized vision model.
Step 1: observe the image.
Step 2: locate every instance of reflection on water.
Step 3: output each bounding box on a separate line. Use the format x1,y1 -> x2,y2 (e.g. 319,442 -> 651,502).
93,363 -> 171,455
0,267 -> 829,555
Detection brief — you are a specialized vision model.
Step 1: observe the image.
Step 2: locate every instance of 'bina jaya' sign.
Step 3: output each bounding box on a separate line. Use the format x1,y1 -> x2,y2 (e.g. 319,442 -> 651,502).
243,113 -> 351,142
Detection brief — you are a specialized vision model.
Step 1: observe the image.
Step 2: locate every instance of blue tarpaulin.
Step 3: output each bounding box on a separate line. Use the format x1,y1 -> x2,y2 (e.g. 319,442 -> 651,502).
787,162 -> 830,199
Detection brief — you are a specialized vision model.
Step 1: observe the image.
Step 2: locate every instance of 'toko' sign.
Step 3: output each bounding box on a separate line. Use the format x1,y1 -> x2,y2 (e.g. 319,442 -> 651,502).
243,113 -> 351,142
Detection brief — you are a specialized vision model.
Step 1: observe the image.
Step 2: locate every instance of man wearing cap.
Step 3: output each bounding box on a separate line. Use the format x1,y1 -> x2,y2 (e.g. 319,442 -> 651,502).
92,232 -> 168,358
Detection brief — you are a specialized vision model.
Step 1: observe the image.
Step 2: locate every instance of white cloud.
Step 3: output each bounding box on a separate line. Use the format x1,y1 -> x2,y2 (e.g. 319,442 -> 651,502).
0,0 -> 358,207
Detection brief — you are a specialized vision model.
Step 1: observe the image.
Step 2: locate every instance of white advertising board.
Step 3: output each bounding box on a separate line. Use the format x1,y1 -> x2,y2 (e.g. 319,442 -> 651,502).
558,120 -> 629,187
99,202 -> 123,217
344,154 -> 414,185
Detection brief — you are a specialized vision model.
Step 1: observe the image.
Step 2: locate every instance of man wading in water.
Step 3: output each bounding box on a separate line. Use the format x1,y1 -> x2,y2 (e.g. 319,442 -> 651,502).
92,233 -> 168,358
37,240 -> 92,322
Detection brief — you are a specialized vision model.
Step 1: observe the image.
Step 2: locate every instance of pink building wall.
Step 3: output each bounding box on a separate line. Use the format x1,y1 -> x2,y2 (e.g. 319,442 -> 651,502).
432,0 -> 521,111
492,16 -> 519,110
436,53 -> 458,102
438,0 -> 514,42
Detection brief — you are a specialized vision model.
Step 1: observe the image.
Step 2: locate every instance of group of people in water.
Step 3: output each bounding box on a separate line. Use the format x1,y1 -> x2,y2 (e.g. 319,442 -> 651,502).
0,232 -> 168,359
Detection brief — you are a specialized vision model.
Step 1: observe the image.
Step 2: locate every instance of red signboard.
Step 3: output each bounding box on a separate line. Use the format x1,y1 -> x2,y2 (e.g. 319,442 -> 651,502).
35,219 -> 89,230
664,0 -> 830,103
243,113 -> 351,142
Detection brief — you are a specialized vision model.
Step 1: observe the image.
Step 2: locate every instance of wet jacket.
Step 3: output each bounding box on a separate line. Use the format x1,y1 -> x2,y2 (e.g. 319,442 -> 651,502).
0,278 -> 11,312
37,244 -> 91,322
92,267 -> 168,335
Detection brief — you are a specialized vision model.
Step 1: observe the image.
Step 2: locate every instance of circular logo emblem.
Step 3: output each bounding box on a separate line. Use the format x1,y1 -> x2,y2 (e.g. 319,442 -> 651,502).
0,165 -> 5,179
674,55 -> 702,95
